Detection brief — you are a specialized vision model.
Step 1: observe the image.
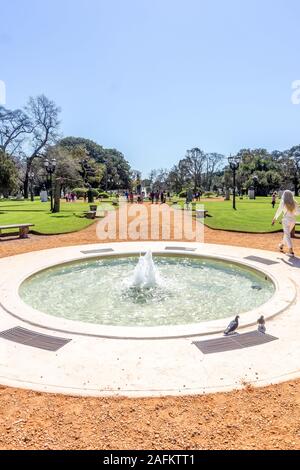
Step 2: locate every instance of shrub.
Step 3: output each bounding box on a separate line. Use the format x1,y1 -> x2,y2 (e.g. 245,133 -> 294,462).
72,188 -> 87,198
72,188 -> 99,198
98,191 -> 110,199
89,188 -> 100,197
203,192 -> 214,198
178,190 -> 187,198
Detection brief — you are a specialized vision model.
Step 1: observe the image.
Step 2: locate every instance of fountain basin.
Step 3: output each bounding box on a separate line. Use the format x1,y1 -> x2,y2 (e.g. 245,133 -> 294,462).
19,254 -> 274,327
0,242 -> 296,338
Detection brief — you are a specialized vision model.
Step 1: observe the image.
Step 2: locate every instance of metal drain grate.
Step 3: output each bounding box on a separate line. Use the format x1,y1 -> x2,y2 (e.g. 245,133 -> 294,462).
0,327 -> 71,351
193,331 -> 278,355
244,255 -> 279,265
165,246 -> 197,252
81,248 -> 114,254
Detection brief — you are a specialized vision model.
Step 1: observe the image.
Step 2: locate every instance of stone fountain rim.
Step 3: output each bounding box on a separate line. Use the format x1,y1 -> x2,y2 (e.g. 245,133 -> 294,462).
0,241 -> 295,339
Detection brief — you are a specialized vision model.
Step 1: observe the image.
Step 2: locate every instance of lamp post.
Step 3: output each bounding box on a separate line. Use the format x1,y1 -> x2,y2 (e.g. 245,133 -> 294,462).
228,154 -> 241,210
252,175 -> 258,199
29,171 -> 35,202
44,158 -> 57,212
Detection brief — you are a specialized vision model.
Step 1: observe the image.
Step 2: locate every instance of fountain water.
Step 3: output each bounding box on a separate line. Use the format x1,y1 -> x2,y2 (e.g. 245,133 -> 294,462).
20,252 -> 275,327
131,250 -> 160,288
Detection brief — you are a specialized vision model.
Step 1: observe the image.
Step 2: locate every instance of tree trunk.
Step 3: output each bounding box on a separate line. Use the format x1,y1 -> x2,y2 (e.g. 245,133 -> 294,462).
87,188 -> 94,203
23,171 -> 29,199
52,180 -> 61,213
23,158 -> 33,199
224,189 -> 230,200
294,177 -> 299,197
30,182 -> 34,201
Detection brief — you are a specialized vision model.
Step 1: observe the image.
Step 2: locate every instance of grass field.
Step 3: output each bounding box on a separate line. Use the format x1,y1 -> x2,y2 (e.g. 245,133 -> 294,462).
176,196 -> 300,233
0,199 -> 97,234
1,196 -> 299,235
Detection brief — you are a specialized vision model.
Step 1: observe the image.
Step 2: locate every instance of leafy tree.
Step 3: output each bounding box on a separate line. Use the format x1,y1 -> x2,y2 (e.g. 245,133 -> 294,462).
44,144 -> 82,212
236,148 -> 282,195
0,151 -> 18,196
59,137 -> 131,190
279,145 -> 300,195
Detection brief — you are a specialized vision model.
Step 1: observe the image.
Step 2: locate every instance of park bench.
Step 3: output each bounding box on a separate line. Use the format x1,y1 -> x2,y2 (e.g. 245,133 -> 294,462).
85,211 -> 96,219
0,223 -> 35,239
83,204 -> 98,219
291,222 -> 300,238
196,209 -> 208,218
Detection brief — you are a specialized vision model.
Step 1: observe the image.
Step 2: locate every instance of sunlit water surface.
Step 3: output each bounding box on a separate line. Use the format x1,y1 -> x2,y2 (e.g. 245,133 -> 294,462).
19,256 -> 275,326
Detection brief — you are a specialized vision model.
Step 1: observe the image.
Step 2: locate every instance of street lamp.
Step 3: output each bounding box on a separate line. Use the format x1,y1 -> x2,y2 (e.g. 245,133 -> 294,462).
44,158 -> 57,211
228,154 -> 241,210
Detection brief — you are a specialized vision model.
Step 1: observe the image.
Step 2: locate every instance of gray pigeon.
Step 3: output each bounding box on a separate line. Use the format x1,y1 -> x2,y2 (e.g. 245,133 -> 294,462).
257,315 -> 266,334
224,315 -> 239,335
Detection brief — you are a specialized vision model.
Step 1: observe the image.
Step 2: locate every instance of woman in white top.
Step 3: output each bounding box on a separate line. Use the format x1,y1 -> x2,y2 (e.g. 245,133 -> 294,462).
272,190 -> 300,256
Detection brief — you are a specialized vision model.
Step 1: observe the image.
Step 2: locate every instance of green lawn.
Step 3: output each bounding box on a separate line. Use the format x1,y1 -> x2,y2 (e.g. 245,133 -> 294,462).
0,199 -> 98,234
175,197 -> 300,233
1,196 -> 299,235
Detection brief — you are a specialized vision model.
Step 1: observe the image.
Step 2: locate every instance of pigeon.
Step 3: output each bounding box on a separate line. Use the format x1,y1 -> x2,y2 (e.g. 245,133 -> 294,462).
257,315 -> 266,334
224,315 -> 239,335
251,285 -> 262,291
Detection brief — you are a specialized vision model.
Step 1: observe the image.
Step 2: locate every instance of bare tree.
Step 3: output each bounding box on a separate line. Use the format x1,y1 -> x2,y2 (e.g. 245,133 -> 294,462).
149,168 -> 169,191
179,148 -> 206,191
167,164 -> 186,193
204,153 -> 225,190
0,106 -> 31,154
23,95 -> 61,198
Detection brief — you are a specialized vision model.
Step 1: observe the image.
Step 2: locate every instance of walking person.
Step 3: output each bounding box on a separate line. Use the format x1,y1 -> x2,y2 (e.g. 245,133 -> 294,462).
271,192 -> 276,209
272,190 -> 300,256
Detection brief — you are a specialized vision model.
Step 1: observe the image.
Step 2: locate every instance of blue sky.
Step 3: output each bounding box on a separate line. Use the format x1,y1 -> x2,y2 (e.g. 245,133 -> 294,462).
1,0 -> 300,175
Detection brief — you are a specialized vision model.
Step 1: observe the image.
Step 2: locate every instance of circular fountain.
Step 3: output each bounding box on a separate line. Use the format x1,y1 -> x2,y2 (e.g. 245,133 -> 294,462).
0,242 -> 299,397
19,249 -> 275,329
